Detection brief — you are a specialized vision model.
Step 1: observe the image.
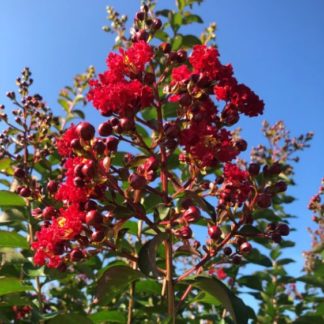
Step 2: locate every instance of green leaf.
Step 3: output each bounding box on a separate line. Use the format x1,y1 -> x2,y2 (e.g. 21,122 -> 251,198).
190,291 -> 221,306
58,98 -> 70,112
73,109 -> 85,119
298,275 -> 324,289
294,315 -> 324,324
142,106 -> 157,120
138,232 -> 168,277
182,13 -> 203,24
49,314 -> 93,324
0,231 -> 28,249
0,278 -> 33,296
155,30 -> 169,42
89,311 -> 126,323
156,9 -> 172,18
245,249 -> 272,267
0,191 -> 26,207
270,247 -> 282,260
162,102 -> 178,118
170,12 -> 182,32
0,158 -> 13,174
135,279 -> 162,295
156,204 -> 171,221
239,225 -> 260,236
182,35 -> 201,48
276,258 -> 295,266
95,265 -> 143,304
190,276 -> 254,324
238,275 -> 263,291
172,34 -> 183,51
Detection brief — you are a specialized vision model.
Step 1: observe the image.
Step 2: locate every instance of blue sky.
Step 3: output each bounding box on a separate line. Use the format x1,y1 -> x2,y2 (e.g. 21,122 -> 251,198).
1,0 -> 323,302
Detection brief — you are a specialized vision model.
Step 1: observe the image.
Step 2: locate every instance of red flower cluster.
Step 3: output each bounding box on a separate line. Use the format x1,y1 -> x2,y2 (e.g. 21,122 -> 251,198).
218,163 -> 252,206
32,204 -> 85,268
167,45 -> 264,167
87,41 -> 154,117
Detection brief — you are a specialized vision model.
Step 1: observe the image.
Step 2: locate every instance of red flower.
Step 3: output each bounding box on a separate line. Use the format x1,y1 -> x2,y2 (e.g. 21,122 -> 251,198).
56,124 -> 78,157
218,163 -> 252,205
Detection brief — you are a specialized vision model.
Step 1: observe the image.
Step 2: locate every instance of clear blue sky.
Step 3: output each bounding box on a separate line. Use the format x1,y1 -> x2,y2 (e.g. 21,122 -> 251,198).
1,0 -> 323,296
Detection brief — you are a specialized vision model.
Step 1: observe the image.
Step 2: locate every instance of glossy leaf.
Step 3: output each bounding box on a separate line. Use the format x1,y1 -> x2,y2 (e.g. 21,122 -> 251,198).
190,276 -> 254,324
0,231 -> 28,249
138,232 -> 168,277
95,265 -> 143,304
0,191 -> 26,207
0,278 -> 33,296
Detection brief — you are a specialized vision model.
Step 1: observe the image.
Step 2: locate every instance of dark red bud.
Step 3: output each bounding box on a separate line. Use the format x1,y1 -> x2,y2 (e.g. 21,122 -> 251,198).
42,206 -> 57,220
120,118 -> 135,132
73,177 -> 84,188
93,139 -> 106,155
224,246 -> 232,256
257,193 -> 272,208
176,49 -> 187,63
76,122 -> 95,141
235,139 -> 247,152
136,11 -> 145,21
135,30 -> 149,42
71,138 -> 82,150
84,200 -> 98,211
160,42 -> 171,53
208,225 -> 222,240
106,137 -> 119,152
91,230 -> 105,242
46,180 -> 58,194
277,223 -> 290,236
129,173 -> 147,190
152,18 -> 162,30
232,255 -> 241,265
178,226 -> 192,239
98,122 -> 113,137
14,168 -> 25,178
275,181 -> 287,193
239,242 -> 252,254
70,249 -> 84,262
85,210 -> 102,226
248,163 -> 260,176
19,187 -> 31,197
81,161 -> 96,178
182,206 -> 201,223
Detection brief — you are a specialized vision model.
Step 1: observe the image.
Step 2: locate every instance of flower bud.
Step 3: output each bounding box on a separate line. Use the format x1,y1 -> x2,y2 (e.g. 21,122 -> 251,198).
98,122 -> 113,137
257,193 -> 272,208
70,249 -> 84,262
208,225 -> 222,240
42,206 -> 57,220
129,173 -> 146,189
177,226 -> 192,239
277,223 -> 290,236
224,246 -> 232,256
91,230 -> 105,242
239,242 -> 252,254
106,137 -> 119,152
85,210 -> 102,226
182,206 -> 201,223
248,163 -> 260,176
76,122 -> 95,141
